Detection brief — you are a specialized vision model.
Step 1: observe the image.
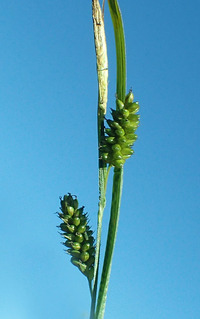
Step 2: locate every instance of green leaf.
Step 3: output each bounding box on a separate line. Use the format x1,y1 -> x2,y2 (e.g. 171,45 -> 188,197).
108,0 -> 126,102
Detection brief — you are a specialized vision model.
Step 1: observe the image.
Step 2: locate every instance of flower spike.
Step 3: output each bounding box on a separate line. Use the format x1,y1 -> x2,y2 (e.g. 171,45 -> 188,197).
101,90 -> 140,168
58,193 -> 95,282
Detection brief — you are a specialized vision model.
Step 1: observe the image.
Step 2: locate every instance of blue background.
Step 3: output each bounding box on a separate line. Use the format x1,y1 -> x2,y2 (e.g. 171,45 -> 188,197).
0,1 -> 199,318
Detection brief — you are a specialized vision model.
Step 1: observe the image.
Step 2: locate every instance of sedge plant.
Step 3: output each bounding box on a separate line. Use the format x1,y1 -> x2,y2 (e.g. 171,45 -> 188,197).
57,1 -> 140,318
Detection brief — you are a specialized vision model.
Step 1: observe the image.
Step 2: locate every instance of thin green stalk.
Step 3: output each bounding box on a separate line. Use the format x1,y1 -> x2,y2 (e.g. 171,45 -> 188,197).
95,1 -> 126,318
95,167 -> 123,319
90,166 -> 110,319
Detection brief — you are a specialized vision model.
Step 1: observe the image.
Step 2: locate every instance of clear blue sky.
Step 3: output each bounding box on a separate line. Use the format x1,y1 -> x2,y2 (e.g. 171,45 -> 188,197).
0,1 -> 200,319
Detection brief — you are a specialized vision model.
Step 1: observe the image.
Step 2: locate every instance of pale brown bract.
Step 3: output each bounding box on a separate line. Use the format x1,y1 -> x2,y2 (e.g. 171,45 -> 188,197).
92,0 -> 108,115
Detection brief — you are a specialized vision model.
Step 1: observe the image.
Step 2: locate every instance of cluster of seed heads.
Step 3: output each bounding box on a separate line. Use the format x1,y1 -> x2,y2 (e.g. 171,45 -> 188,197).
101,90 -> 140,168
58,194 -> 95,281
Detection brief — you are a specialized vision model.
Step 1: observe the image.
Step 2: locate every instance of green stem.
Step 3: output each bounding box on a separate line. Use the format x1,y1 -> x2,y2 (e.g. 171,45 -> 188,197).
88,279 -> 93,297
91,1 -> 109,318
90,166 -> 110,319
108,0 -> 126,101
95,1 -> 126,318
95,167 -> 123,319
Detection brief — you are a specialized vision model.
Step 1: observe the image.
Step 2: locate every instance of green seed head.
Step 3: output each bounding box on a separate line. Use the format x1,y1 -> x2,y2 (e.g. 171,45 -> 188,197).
58,194 -> 95,281
102,89 -> 140,167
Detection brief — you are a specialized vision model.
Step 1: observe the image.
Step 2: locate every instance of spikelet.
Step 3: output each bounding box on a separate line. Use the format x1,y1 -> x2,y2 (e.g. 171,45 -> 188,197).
58,193 -> 95,281
101,90 -> 140,168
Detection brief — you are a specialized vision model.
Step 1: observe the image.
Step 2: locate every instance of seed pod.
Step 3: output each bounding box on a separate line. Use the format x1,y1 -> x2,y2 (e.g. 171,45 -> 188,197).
78,262 -> 87,274
120,119 -> 131,128
60,223 -> 68,232
115,128 -> 125,136
111,121 -> 121,129
117,136 -> 127,144
113,151 -> 123,160
126,133 -> 137,140
71,257 -> 80,267
125,102 -> 139,113
116,98 -> 124,110
102,153 -> 108,161
73,217 -> 80,226
75,233 -> 84,243
77,225 -> 86,234
71,242 -> 81,251
122,148 -> 134,156
84,230 -> 90,241
80,251 -> 90,262
105,136 -> 115,144
112,144 -> 121,152
71,257 -> 86,274
130,122 -> 139,129
120,108 -> 129,119
125,90 -> 134,104
82,242 -> 90,251
66,224 -> 75,234
128,114 -> 140,122
125,139 -> 135,146
124,126 -> 135,134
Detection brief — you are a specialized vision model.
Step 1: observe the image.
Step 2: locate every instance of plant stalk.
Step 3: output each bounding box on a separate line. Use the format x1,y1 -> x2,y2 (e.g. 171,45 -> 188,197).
91,1 -> 109,318
95,1 -> 126,318
95,167 -> 123,319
